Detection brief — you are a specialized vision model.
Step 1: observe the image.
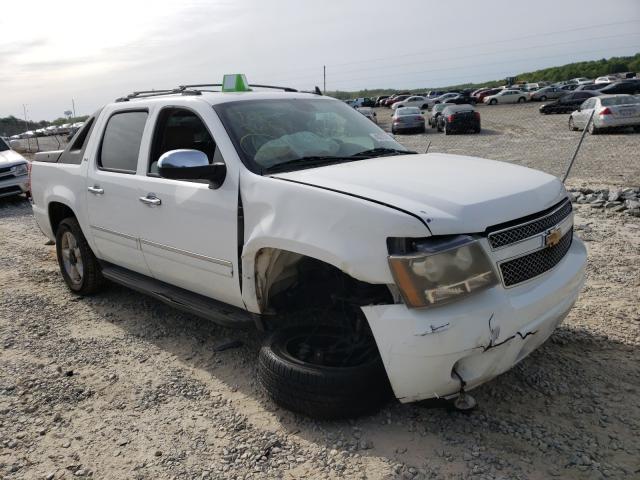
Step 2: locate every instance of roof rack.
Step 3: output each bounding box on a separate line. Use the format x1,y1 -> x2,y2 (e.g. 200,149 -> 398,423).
115,83 -> 321,102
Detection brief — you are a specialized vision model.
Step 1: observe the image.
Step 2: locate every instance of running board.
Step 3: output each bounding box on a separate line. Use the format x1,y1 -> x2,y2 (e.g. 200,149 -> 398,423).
100,263 -> 254,329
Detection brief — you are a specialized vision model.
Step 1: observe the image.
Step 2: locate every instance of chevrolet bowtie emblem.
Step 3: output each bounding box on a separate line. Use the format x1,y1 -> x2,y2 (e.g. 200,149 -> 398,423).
545,227 -> 562,248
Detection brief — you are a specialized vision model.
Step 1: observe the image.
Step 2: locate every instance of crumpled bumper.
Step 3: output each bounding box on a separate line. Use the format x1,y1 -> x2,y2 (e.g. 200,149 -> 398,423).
362,236 -> 587,403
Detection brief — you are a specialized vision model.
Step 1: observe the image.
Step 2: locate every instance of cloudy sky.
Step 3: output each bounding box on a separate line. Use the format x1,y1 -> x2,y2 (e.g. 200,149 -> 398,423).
1,0 -> 639,121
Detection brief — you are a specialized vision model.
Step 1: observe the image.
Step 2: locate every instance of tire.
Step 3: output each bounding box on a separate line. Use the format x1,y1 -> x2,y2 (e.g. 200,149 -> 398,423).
568,117 -> 577,131
258,325 -> 390,419
633,126 -> 640,133
421,104 -> 428,109
517,97 -> 526,103
539,95 -> 547,101
444,124 -> 450,135
55,217 -> 104,295
475,127 -> 481,134
489,99 -> 497,105
588,122 -> 600,135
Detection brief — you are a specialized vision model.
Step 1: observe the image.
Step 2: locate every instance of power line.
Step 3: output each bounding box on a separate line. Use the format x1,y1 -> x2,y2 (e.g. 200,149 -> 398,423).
263,19 -> 640,77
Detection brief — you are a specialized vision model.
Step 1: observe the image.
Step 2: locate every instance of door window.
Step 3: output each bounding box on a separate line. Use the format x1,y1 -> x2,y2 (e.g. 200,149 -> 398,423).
99,111 -> 148,173
148,108 -> 217,175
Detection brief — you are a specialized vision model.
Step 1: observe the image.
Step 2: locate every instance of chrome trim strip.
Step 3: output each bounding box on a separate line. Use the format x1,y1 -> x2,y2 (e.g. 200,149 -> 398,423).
139,238 -> 233,269
90,225 -> 140,248
488,198 -> 572,250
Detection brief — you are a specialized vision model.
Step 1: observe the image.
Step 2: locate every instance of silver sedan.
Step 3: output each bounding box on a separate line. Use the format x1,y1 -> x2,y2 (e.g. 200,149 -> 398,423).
569,94 -> 640,134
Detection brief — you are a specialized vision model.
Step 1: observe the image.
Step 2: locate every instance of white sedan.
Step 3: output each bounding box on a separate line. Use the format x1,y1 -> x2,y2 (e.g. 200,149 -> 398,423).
483,89 -> 528,105
569,94 -> 640,134
425,93 -> 459,109
392,95 -> 430,110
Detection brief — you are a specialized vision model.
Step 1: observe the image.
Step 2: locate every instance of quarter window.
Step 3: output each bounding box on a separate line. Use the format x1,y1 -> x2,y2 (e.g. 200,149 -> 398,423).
99,111 -> 148,173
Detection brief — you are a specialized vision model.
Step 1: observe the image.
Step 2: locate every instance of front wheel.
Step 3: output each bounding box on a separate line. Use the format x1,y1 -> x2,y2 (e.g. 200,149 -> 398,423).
258,325 -> 390,419
55,217 -> 104,295
539,95 -> 547,101
489,99 -> 497,105
568,117 -> 577,131
518,97 -> 526,103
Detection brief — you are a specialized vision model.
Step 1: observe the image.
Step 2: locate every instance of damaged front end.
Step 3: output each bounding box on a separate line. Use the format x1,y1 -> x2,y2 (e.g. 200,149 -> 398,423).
362,233 -> 587,403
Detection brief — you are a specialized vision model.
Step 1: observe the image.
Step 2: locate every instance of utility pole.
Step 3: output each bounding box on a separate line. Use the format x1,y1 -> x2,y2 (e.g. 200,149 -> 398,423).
323,65 -> 326,94
72,99 -> 76,118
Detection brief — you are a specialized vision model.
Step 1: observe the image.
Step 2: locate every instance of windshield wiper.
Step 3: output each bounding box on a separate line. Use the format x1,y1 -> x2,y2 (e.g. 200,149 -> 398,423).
263,156 -> 356,174
350,147 -> 417,158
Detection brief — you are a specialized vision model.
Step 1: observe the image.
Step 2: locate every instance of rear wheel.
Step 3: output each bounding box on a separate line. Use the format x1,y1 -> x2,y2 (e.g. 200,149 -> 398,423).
258,325 -> 390,419
588,122 -> 600,135
444,124 -> 451,135
489,99 -> 497,105
539,95 -> 547,101
517,97 -> 526,103
55,217 -> 104,295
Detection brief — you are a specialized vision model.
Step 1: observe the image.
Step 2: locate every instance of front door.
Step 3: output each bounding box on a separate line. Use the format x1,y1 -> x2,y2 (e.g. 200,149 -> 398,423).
86,109 -> 152,275
136,106 -> 243,308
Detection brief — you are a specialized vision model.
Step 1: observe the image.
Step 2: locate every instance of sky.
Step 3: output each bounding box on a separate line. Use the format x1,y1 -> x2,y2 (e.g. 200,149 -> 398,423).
1,0 -> 639,121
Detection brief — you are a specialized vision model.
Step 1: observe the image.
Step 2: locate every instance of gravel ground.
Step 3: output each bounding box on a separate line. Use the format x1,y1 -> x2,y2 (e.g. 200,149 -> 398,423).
1,104 -> 639,479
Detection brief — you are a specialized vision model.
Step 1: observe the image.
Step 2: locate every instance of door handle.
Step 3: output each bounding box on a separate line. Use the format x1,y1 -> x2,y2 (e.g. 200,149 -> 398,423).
87,186 -> 104,195
139,194 -> 161,206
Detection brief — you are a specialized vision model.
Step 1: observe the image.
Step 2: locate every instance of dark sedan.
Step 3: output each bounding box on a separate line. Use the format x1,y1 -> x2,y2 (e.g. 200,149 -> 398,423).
539,91 -> 600,114
598,80 -> 640,95
444,93 -> 476,105
436,105 -> 480,134
428,103 -> 450,128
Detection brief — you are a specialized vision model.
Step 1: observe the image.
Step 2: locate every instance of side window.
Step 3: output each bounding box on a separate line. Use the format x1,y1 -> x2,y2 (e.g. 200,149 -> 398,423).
99,111 -> 148,173
58,116 -> 97,165
148,108 -> 217,176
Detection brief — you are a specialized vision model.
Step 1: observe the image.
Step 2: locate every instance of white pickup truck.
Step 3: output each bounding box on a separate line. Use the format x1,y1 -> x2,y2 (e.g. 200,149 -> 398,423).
30,76 -> 587,418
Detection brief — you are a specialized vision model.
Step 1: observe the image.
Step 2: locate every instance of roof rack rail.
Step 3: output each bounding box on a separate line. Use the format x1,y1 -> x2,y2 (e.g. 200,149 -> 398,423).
115,83 -> 322,102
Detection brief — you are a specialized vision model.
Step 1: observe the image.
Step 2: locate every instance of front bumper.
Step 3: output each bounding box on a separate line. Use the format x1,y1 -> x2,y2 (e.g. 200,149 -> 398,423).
362,236 -> 587,403
0,174 -> 29,198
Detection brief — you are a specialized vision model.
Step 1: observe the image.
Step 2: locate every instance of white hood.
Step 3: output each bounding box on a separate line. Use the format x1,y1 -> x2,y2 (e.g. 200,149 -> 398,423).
0,149 -> 28,167
272,153 -> 566,235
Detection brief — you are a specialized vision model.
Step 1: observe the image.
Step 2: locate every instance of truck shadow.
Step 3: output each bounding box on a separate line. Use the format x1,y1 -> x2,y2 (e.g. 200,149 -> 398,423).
83,282 -> 639,477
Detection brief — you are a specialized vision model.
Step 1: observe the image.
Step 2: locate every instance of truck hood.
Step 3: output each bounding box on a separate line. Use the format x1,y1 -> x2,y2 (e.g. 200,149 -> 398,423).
0,149 -> 27,167
272,153 -> 567,235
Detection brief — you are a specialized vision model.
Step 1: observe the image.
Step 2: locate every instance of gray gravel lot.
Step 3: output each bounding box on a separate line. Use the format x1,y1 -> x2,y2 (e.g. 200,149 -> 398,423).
1,104 -> 639,479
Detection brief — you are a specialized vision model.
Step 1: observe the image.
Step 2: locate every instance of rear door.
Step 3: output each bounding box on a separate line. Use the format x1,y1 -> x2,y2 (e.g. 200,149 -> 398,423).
86,108 -> 152,275
136,105 -> 243,308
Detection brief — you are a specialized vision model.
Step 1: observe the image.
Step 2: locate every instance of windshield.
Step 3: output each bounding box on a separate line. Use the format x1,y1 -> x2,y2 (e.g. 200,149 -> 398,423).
0,138 -> 9,152
601,96 -> 640,106
214,98 -> 409,173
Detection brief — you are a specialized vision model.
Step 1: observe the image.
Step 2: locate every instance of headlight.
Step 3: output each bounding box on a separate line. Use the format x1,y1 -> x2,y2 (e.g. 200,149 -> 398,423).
12,164 -> 28,176
388,235 -> 498,308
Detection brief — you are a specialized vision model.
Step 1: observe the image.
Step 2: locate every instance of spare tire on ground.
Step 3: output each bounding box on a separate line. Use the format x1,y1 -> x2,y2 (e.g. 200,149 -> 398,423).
258,325 -> 391,419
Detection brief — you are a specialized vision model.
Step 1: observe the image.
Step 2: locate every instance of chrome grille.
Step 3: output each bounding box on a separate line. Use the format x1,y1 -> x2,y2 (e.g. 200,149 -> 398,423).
488,199 -> 572,249
499,228 -> 573,287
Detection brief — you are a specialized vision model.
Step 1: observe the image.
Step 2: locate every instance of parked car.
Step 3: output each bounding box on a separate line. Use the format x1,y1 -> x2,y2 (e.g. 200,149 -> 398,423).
30,75 -> 587,419
425,92 -> 459,108
426,90 -> 445,98
391,107 -> 425,134
356,106 -> 377,123
560,84 -> 578,92
529,86 -> 566,101
539,91 -> 600,114
475,88 -> 502,103
569,77 -> 592,85
375,95 -> 390,106
443,93 -> 476,105
392,95 -> 430,110
0,137 -> 30,199
428,102 -> 451,128
386,94 -> 411,107
597,80 -> 640,95
351,97 -> 375,108
574,83 -> 607,91
436,105 -> 481,134
383,92 -> 410,106
569,94 -> 640,134
484,89 -> 528,104
595,76 -> 617,84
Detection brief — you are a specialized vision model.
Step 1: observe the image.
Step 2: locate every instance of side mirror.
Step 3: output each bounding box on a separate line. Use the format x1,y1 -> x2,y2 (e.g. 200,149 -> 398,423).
9,140 -> 21,150
158,149 -> 226,189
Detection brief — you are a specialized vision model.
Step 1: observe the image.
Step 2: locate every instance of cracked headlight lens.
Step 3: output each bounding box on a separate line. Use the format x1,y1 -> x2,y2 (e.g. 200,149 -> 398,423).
389,235 -> 497,309
12,163 -> 28,176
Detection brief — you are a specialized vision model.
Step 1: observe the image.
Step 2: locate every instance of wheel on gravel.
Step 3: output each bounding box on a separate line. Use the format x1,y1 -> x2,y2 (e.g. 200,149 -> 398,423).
489,99 -> 497,105
588,122 -> 600,135
56,217 -> 104,295
517,97 -> 526,103
568,117 -> 577,131
539,95 -> 547,101
258,325 -> 391,419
